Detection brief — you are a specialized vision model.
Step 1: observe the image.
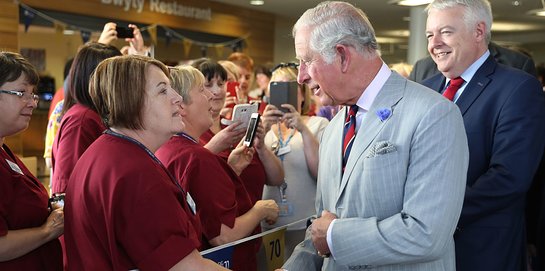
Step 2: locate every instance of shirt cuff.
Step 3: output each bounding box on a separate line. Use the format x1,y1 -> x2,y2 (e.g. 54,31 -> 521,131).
326,218 -> 337,258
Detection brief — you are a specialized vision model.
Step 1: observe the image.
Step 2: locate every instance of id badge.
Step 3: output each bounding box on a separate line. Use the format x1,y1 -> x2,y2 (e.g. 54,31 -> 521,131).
6,159 -> 24,175
186,192 -> 197,215
278,200 -> 294,217
276,145 -> 291,156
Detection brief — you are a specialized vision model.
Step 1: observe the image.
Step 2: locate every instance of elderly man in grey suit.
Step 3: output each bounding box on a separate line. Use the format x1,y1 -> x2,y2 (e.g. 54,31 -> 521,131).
279,1 -> 469,271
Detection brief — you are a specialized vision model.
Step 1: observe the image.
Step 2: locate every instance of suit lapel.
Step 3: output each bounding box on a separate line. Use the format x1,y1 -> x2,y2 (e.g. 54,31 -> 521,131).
337,72 -> 405,201
424,56 -> 496,116
455,56 -> 495,115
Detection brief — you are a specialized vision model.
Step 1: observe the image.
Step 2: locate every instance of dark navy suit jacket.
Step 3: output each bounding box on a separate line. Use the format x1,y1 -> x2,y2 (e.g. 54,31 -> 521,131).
422,55 -> 545,271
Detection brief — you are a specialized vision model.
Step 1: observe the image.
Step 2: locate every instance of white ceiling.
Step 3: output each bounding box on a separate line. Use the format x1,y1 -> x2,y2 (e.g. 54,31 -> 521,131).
210,0 -> 545,44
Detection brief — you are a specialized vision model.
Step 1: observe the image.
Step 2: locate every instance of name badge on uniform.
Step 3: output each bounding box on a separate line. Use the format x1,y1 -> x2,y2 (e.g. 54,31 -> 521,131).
186,192 -> 197,215
6,159 -> 24,175
276,145 -> 291,157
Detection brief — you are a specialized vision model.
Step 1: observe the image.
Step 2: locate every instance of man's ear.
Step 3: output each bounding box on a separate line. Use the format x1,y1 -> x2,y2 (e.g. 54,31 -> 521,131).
336,44 -> 351,73
475,21 -> 486,42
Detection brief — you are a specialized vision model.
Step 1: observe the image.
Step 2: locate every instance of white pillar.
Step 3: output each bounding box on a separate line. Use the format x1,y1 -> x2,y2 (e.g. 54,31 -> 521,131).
407,6 -> 429,65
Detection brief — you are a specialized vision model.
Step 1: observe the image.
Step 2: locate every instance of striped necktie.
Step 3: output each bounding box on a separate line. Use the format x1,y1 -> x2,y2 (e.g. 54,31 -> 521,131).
342,105 -> 359,170
442,77 -> 465,101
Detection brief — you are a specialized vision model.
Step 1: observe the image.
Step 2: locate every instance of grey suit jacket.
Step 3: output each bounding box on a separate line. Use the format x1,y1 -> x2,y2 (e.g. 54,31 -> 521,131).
283,72 -> 469,271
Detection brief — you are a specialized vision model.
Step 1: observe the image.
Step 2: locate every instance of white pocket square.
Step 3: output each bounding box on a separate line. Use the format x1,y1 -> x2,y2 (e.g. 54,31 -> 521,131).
366,141 -> 396,158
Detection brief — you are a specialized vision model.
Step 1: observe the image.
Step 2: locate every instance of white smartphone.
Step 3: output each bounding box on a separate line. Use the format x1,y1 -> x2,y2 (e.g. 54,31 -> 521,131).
223,103 -> 259,130
243,113 -> 261,147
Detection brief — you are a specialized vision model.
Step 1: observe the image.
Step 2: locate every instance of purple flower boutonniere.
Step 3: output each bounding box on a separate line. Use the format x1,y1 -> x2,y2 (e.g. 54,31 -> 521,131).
376,108 -> 391,122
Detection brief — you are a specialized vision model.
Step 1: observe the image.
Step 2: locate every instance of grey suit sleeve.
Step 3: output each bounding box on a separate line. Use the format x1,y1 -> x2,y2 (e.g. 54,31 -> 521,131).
282,225 -> 323,270
330,100 -> 468,267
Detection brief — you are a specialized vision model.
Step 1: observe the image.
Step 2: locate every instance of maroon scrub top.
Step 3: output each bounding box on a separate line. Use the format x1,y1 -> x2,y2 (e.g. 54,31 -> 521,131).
157,135 -> 259,271
0,144 -> 62,270
51,104 -> 106,193
199,129 -> 267,204
64,133 -> 202,271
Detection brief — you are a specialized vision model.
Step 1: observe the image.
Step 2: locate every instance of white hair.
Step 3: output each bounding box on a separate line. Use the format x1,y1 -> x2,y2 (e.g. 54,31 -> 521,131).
426,0 -> 492,43
292,1 -> 380,64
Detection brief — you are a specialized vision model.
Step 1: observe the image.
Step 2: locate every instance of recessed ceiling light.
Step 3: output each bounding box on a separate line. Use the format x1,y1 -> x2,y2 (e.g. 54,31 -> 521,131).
388,0 -> 432,6
527,0 -> 545,16
527,8 -> 545,16
250,0 -> 264,5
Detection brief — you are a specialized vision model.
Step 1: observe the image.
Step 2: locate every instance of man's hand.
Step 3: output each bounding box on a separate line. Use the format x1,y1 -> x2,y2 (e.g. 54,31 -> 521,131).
311,210 -> 337,257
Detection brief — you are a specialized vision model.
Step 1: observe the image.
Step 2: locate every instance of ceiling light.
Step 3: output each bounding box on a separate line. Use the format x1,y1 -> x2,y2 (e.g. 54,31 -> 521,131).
527,0 -> 545,16
527,8 -> 545,16
388,0 -> 432,6
492,21 -> 543,31
250,0 -> 264,5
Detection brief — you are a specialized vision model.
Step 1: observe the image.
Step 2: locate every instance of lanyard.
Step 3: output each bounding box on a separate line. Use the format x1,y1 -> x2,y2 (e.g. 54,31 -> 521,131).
176,132 -> 198,144
104,129 -> 186,195
276,125 -> 295,161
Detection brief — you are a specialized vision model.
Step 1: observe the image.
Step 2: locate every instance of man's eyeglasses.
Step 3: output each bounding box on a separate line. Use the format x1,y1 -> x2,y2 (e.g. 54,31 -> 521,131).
271,62 -> 299,73
0,90 -> 40,103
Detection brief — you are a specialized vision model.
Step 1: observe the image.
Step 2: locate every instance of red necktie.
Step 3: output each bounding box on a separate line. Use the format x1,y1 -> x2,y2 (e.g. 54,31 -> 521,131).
443,77 -> 465,101
342,105 -> 358,170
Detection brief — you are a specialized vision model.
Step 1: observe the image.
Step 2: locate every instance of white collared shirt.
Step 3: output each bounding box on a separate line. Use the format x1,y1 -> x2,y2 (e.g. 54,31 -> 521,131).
352,62 -> 392,131
445,50 -> 490,103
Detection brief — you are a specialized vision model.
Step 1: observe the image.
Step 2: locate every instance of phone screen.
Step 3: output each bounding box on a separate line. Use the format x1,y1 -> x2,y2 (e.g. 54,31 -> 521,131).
244,114 -> 260,147
116,26 -> 134,38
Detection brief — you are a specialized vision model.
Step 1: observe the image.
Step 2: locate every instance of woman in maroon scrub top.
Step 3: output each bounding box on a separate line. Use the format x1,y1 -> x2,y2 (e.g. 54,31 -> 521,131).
192,59 -> 285,204
0,52 -> 64,270
64,55 -> 229,271
51,42 -> 121,194
156,66 -> 279,271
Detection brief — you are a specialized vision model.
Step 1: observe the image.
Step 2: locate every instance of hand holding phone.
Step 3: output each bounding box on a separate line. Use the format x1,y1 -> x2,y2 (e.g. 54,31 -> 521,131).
243,113 -> 261,147
227,81 -> 239,98
269,81 -> 299,113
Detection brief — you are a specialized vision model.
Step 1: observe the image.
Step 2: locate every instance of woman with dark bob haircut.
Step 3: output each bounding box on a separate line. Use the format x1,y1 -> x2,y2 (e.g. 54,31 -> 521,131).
0,51 -> 64,270
51,42 -> 121,194
64,55 -> 229,271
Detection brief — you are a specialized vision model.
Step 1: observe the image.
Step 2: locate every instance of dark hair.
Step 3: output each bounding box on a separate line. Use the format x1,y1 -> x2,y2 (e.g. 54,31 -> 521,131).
255,64 -> 272,78
0,51 -> 39,88
191,59 -> 227,82
61,42 -> 121,116
63,58 -> 74,80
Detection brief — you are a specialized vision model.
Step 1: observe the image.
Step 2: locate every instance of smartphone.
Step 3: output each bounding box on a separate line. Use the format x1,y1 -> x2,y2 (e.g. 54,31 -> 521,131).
243,113 -> 260,147
48,193 -> 65,210
116,26 -> 134,38
226,81 -> 239,99
231,103 -> 258,130
269,81 -> 299,113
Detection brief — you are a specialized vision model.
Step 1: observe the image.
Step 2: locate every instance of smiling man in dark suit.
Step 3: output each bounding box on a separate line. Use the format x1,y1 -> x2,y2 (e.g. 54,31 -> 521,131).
410,42 -> 537,83
422,0 -> 545,270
